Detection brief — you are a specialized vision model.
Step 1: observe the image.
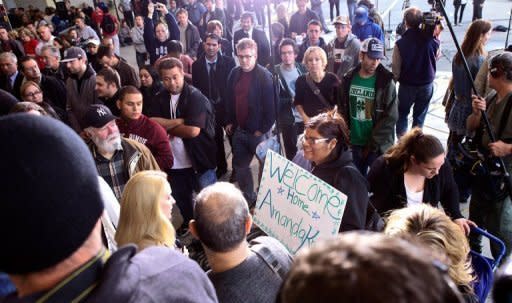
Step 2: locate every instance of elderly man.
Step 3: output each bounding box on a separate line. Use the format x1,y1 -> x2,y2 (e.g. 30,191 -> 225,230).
0,51 -> 23,99
0,114 -> 218,302
190,182 -> 293,303
83,104 -> 160,200
41,45 -> 69,82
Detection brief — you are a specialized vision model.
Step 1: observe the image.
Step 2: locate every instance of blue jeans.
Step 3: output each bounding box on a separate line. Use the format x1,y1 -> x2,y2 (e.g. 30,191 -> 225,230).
197,169 -> 217,189
232,128 -> 266,206
351,145 -> 379,177
396,82 -> 434,137
168,168 -> 217,226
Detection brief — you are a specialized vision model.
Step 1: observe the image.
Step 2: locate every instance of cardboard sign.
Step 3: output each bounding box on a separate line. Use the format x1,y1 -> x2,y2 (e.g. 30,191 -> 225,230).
254,150 -> 347,254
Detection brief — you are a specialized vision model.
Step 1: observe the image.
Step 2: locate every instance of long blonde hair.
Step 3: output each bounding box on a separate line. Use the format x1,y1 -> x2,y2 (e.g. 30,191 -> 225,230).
384,205 -> 474,290
115,171 -> 176,251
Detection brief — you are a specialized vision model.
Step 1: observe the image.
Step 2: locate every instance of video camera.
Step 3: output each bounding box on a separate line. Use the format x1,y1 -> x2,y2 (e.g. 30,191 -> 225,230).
419,0 -> 444,36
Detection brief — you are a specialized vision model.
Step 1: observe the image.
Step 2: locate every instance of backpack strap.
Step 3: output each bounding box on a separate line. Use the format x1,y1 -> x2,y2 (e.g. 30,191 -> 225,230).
305,74 -> 331,108
250,244 -> 287,280
276,65 -> 293,99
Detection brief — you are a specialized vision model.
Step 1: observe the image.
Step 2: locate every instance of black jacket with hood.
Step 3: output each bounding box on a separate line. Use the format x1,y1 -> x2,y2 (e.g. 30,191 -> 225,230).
311,147 -> 369,231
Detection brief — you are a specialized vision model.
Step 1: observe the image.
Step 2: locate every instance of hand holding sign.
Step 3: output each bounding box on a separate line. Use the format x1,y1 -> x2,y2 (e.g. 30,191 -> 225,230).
253,150 -> 347,254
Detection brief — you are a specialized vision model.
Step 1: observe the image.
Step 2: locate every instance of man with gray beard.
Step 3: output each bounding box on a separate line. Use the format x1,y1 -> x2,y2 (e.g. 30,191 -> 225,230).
83,104 -> 160,200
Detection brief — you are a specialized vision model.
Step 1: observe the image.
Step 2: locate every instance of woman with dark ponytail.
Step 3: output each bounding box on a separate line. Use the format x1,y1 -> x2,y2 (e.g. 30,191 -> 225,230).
367,127 -> 475,234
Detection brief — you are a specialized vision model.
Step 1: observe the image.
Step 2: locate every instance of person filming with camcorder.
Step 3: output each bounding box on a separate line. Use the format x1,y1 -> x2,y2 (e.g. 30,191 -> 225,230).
392,6 -> 441,138
466,52 -> 512,261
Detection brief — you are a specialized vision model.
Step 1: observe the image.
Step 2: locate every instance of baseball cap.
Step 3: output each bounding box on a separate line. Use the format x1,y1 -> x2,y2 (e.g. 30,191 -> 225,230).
361,37 -> 384,59
61,46 -> 87,62
354,6 -> 369,24
86,39 -> 100,46
333,15 -> 350,25
83,104 -> 118,129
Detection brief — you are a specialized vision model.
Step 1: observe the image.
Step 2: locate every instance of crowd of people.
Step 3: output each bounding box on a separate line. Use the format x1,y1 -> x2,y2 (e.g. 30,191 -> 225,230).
0,0 -> 511,301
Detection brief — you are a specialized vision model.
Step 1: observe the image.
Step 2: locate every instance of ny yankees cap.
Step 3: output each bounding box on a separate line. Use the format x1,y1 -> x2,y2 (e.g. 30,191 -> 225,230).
83,104 -> 118,129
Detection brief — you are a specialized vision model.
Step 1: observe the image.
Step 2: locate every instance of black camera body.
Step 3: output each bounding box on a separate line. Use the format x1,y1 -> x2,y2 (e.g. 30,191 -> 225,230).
420,10 -> 442,36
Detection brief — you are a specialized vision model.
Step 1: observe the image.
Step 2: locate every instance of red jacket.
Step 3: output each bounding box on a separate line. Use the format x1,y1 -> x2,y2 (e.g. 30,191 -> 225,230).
116,115 -> 173,171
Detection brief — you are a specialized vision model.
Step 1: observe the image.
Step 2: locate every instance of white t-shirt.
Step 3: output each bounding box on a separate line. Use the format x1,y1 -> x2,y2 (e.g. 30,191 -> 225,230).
169,93 -> 193,169
404,180 -> 424,207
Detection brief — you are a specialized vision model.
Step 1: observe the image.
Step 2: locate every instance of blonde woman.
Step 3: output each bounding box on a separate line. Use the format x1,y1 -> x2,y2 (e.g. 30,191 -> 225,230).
385,204 -> 477,302
294,46 -> 340,131
115,171 -> 177,251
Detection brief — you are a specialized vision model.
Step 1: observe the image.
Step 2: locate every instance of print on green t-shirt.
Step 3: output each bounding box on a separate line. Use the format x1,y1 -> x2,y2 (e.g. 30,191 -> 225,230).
349,73 -> 376,146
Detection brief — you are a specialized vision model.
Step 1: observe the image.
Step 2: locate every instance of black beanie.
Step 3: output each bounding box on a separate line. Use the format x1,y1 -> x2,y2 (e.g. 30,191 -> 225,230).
0,115 -> 104,274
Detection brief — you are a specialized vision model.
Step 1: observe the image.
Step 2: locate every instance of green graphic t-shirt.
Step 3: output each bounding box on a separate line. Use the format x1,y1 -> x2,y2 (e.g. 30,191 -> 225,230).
349,73 -> 376,146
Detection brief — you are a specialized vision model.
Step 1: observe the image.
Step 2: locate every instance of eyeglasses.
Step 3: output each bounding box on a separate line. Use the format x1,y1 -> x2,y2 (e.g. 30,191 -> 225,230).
302,135 -> 330,145
24,90 -> 42,98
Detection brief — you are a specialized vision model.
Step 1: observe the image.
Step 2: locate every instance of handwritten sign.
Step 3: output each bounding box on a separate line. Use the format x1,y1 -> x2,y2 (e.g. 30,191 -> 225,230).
254,150 -> 347,254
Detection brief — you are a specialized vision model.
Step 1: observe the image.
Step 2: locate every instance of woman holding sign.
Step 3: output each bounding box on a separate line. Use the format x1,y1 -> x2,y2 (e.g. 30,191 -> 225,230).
367,128 -> 475,235
303,109 -> 369,231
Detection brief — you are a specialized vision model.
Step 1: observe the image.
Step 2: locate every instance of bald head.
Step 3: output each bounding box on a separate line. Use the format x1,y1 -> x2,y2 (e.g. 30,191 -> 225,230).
193,182 -> 250,252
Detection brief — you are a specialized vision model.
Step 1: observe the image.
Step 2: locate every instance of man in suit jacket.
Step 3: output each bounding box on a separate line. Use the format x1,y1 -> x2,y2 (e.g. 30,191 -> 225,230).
19,56 -> 67,112
233,12 -> 270,67
192,33 -> 236,178
0,52 -> 23,100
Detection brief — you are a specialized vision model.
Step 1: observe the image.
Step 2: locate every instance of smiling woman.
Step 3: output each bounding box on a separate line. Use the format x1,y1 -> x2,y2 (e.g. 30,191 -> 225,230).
304,108 -> 369,232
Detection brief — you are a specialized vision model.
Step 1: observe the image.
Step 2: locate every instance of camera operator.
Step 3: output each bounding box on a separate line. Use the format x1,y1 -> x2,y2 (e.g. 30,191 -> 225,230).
392,6 -> 440,137
466,52 -> 512,260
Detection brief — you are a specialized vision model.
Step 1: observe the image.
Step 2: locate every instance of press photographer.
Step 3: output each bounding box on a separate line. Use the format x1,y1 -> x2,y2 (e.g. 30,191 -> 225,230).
392,6 -> 441,137
466,52 -> 512,260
